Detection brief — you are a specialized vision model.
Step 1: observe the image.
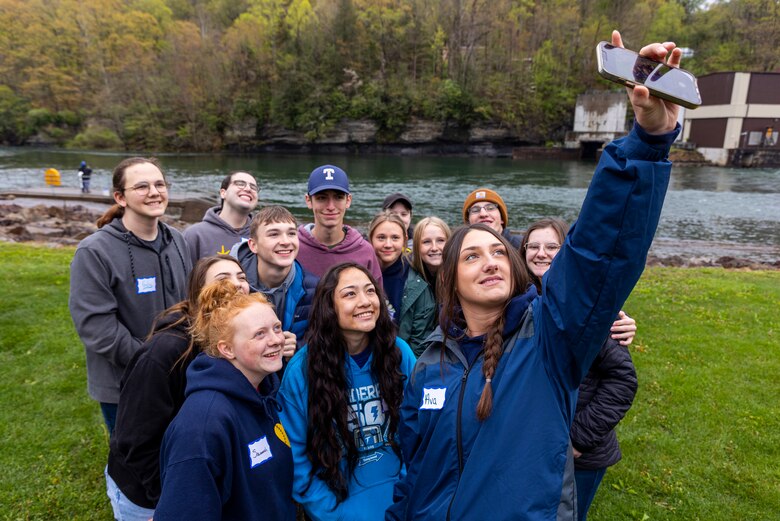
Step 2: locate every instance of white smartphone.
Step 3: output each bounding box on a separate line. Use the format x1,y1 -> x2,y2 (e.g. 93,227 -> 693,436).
596,41 -> 702,109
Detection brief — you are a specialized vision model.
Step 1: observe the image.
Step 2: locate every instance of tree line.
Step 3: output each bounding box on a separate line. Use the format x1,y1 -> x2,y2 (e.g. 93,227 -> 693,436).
0,0 -> 777,151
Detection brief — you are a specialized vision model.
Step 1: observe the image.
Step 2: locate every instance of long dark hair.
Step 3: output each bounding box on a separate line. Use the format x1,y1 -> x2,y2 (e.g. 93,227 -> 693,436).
437,224 -> 529,420
304,262 -> 404,503
145,255 -> 245,368
520,218 -> 569,291
97,157 -> 165,228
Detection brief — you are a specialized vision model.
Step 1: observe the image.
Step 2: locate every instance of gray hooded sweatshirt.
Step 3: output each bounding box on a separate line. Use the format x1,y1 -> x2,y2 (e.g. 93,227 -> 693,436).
69,218 -> 191,403
183,206 -> 252,264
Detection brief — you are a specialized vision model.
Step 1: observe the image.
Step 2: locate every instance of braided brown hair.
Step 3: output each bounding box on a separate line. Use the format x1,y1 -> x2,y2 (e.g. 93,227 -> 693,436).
437,224 -> 529,421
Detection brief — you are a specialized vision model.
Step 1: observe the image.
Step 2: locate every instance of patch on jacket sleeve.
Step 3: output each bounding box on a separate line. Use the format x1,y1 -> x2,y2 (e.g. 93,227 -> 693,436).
248,436 -> 273,468
420,387 -> 447,410
136,276 -> 157,294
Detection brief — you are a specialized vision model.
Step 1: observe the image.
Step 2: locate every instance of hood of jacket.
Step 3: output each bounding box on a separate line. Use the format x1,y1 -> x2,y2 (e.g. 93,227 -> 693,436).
201,206 -> 252,234
298,223 -> 368,254
442,284 -> 539,340
101,217 -> 175,247
234,239 -> 260,290
185,352 -> 280,415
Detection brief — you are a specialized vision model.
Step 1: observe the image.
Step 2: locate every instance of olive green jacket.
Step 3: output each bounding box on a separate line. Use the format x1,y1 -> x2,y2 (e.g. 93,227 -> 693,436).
398,267 -> 437,357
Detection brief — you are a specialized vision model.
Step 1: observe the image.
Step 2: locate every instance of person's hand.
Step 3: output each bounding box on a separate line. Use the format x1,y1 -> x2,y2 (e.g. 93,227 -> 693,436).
610,310 -> 636,346
282,331 -> 297,360
612,30 -> 681,135
573,447 -> 582,458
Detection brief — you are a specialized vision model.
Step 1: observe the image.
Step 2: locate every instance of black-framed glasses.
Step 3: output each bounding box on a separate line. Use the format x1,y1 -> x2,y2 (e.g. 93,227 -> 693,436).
231,179 -> 259,192
525,242 -> 561,253
122,180 -> 170,196
468,203 -> 498,215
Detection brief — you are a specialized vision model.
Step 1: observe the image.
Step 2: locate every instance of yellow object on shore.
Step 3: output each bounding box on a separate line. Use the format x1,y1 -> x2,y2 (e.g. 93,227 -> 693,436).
44,168 -> 61,187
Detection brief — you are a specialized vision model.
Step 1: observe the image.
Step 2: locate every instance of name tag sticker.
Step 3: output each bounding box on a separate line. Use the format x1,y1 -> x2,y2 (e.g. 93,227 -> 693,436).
420,387 -> 447,410
248,436 -> 273,468
136,277 -> 157,294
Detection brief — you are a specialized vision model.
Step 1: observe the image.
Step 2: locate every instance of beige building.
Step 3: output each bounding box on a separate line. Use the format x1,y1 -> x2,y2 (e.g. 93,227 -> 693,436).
683,72 -> 780,166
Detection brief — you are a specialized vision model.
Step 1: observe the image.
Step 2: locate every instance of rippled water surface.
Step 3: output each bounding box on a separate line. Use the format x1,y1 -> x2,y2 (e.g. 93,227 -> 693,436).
2,148 -> 779,261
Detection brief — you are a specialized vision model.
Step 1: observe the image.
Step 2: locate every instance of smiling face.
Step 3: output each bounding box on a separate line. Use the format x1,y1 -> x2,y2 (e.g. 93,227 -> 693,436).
419,223 -> 448,271
219,302 -> 285,387
456,229 -> 512,314
115,162 -> 168,221
371,221 -> 405,269
305,190 -> 351,229
249,219 -> 299,270
467,202 -> 504,234
524,227 -> 562,280
333,267 -> 381,340
221,172 -> 258,212
204,259 -> 250,295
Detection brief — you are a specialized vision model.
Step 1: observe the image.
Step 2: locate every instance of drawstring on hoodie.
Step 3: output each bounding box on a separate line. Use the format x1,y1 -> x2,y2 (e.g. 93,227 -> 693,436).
123,233 -> 138,281
261,394 -> 283,418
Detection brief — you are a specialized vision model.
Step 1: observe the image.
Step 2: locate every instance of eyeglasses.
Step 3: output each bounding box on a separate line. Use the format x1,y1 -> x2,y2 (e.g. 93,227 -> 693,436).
122,181 -> 170,196
525,242 -> 561,253
468,203 -> 498,215
231,179 -> 258,192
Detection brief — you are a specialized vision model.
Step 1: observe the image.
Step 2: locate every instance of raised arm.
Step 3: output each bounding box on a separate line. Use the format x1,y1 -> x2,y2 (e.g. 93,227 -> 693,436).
538,30 -> 681,389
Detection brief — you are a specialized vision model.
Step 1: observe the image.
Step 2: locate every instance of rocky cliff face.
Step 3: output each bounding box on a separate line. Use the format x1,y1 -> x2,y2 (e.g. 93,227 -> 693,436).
225,118 -> 527,156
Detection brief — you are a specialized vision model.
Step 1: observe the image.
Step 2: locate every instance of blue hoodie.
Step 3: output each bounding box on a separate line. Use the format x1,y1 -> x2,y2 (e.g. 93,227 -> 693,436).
156,353 -> 295,521
387,124 -> 678,521
279,338 -> 416,521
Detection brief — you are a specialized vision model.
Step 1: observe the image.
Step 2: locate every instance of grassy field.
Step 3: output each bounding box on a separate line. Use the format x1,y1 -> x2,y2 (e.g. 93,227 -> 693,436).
1,243 -> 778,520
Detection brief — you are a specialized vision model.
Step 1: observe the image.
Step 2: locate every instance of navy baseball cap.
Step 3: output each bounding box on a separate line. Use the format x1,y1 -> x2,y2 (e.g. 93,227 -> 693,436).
307,165 -> 350,195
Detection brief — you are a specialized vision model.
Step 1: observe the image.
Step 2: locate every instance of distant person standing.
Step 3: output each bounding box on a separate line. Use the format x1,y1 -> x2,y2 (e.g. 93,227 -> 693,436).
297,164 -> 382,284
183,171 -> 258,264
78,161 -> 93,193
69,157 -> 191,435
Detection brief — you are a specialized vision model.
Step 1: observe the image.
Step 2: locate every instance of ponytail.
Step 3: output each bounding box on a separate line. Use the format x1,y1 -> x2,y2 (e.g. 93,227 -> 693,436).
476,312 -> 506,421
97,204 -> 125,228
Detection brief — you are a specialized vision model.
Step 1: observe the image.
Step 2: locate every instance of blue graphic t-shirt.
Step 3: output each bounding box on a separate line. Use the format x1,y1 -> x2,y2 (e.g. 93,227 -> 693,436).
278,338 -> 416,521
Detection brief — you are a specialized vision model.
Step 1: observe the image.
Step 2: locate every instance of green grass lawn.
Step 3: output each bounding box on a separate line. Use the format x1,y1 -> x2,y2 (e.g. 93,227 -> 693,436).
1,243 -> 778,520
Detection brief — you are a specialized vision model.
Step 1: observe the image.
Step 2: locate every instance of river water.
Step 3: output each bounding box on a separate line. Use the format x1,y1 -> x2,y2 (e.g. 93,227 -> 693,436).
2,147 -> 779,262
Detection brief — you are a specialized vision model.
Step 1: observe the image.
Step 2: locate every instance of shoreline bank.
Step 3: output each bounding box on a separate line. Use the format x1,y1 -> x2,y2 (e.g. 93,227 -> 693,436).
2,198 -> 777,270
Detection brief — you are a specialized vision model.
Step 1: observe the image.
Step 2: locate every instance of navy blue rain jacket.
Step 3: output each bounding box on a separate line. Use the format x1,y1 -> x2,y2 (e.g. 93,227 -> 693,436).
387,124 -> 678,521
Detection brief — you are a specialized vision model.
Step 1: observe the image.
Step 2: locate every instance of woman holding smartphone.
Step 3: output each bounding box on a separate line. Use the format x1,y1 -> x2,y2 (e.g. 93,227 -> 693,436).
387,31 -> 682,520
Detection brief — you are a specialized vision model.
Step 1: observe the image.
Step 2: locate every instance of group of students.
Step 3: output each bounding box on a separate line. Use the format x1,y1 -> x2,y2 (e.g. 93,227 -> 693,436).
68,32 -> 681,521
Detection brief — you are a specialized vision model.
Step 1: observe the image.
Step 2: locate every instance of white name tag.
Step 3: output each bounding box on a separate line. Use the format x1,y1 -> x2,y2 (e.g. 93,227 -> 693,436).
136,276 -> 157,294
420,387 -> 447,410
248,436 -> 273,468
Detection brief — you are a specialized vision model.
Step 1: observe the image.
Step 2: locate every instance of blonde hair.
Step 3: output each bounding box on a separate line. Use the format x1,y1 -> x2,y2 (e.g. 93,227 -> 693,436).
190,279 -> 271,357
411,217 -> 451,283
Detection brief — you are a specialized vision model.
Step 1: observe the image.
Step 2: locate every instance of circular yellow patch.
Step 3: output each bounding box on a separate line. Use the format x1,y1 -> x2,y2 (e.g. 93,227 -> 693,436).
274,423 -> 290,447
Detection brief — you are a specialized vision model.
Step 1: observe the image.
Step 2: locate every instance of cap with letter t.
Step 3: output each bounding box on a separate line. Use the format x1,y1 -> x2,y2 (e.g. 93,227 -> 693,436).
307,165 -> 350,195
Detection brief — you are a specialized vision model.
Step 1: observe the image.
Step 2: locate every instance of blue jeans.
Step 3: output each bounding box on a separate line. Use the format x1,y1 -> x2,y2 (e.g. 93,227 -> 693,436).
106,467 -> 156,521
100,402 -> 118,437
575,467 -> 607,521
